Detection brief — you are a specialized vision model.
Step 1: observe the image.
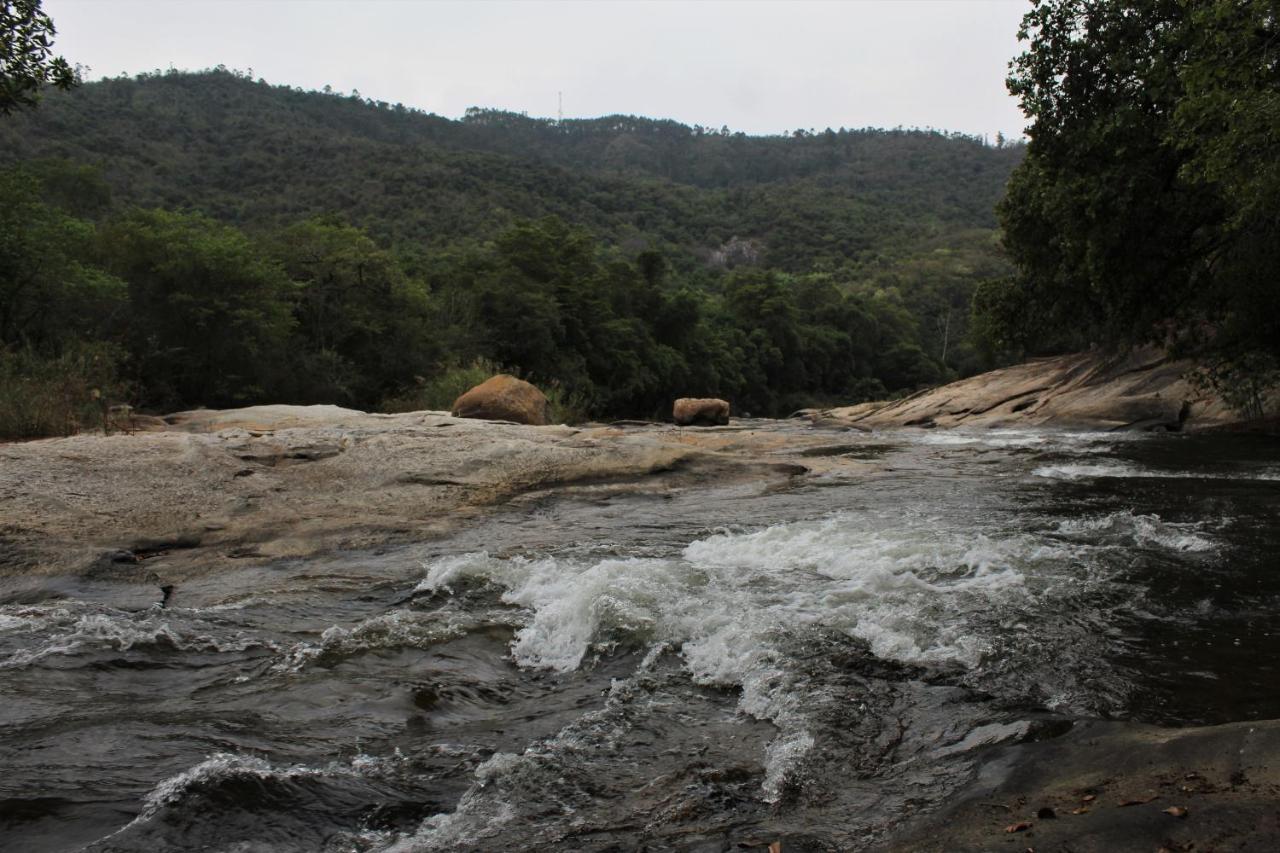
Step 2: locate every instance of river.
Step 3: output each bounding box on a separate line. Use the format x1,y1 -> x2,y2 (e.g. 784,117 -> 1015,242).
2,424 -> 1278,852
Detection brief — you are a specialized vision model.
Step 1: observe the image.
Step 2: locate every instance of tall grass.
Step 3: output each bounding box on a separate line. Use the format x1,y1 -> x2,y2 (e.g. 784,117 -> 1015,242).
379,358 -> 506,414
0,343 -> 131,440
542,380 -> 592,425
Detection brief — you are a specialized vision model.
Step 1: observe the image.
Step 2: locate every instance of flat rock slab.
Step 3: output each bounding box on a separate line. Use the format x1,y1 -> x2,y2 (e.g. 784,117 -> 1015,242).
887,718 -> 1280,852
0,406 -> 893,582
821,348 -> 1239,432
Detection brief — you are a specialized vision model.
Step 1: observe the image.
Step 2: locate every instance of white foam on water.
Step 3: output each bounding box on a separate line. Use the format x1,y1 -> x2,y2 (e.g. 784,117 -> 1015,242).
145,753 -> 308,811
421,515 -> 1046,677
0,605 -> 268,669
0,604 -> 76,630
1049,430 -> 1149,443
408,511 -> 1069,816
1035,462 -> 1280,482
380,752 -> 520,851
381,495 -> 1231,848
1055,511 -> 1217,552
92,749 -> 410,846
0,612 -> 40,633
378,645 -> 674,852
909,430 -> 1049,448
761,728 -> 815,801
906,429 -> 1149,453
1034,463 -> 1136,480
269,608 -> 478,675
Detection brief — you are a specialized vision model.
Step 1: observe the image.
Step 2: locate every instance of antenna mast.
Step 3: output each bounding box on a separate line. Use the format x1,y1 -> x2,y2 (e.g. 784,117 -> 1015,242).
558,91 -> 563,124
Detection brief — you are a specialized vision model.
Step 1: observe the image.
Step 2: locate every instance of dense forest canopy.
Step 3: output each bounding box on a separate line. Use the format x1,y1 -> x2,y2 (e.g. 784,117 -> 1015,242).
0,66 -> 1025,435
989,0 -> 1280,415
0,68 -> 1021,269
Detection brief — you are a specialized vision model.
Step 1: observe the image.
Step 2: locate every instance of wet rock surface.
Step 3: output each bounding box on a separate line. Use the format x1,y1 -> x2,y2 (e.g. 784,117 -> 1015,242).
889,718 -> 1280,852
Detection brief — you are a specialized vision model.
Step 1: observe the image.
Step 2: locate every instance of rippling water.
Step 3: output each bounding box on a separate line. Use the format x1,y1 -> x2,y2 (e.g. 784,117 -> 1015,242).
2,426 -> 1278,852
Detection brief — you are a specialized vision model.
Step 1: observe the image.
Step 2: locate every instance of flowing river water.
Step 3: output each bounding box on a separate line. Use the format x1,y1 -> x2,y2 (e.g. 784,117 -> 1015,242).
2,425 -> 1278,852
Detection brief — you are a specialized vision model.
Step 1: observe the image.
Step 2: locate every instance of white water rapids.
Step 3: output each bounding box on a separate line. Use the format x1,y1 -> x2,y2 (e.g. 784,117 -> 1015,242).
2,426 -> 1276,853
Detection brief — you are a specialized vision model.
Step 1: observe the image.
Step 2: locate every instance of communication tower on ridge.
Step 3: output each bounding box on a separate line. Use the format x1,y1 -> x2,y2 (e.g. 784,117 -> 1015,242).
558,91 -> 563,125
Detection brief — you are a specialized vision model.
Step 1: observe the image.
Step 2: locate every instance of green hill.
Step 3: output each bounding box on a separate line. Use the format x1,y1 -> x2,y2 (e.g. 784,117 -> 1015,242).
0,68 -> 1023,432
0,68 -> 1020,268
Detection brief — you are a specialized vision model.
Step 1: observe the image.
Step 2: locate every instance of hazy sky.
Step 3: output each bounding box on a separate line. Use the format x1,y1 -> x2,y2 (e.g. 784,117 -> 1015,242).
45,0 -> 1030,139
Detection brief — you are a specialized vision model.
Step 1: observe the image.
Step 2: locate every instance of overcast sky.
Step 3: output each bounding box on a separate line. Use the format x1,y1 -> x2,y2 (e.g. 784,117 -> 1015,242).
45,0 -> 1030,139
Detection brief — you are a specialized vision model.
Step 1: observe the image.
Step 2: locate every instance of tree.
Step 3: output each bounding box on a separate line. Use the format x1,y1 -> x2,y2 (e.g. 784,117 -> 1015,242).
0,163 -> 128,439
0,165 -> 125,353
268,217 -> 438,405
992,0 -> 1280,380
997,1 -> 1208,347
99,209 -> 295,408
1171,0 -> 1280,368
1,0 -> 77,115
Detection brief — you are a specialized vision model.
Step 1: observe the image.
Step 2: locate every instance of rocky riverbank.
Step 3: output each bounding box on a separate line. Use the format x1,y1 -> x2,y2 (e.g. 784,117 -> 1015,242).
0,405 -> 864,583
888,717 -> 1280,852
805,348 -> 1241,432
0,347 -> 1261,584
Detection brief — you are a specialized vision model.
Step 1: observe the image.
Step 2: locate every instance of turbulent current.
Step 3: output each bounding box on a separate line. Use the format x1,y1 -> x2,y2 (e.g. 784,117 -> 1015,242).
2,426 -> 1278,852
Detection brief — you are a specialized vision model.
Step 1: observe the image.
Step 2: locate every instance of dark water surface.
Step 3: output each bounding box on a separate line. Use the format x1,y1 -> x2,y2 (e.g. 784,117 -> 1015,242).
2,425 -> 1278,852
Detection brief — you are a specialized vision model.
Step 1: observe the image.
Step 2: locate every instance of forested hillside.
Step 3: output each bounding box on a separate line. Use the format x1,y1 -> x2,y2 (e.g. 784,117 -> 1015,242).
0,68 -> 1024,435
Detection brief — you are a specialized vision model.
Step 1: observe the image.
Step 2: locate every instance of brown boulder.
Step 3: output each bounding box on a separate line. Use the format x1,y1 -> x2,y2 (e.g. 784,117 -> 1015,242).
673,397 -> 730,426
451,375 -> 553,426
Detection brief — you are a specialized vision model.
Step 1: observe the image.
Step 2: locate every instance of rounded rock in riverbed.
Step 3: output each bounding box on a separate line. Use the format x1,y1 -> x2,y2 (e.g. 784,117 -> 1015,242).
451,374 -> 553,425
673,397 -> 730,426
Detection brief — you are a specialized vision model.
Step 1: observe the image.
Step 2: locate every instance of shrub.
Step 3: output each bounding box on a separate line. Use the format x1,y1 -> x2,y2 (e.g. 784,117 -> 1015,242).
0,343 -> 131,440
543,379 -> 592,425
1189,352 -> 1280,421
379,358 -> 504,413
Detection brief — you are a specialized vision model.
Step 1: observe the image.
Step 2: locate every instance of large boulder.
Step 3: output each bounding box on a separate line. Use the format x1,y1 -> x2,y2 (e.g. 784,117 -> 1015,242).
673,397 -> 730,426
451,375 -> 553,426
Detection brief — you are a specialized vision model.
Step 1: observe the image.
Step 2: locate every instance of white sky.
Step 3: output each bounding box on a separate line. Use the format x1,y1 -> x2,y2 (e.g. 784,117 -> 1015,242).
45,0 -> 1030,139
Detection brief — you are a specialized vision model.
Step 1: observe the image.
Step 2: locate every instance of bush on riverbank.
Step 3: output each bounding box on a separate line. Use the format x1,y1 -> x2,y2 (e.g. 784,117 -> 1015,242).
380,359 -> 503,414
0,343 -> 130,440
